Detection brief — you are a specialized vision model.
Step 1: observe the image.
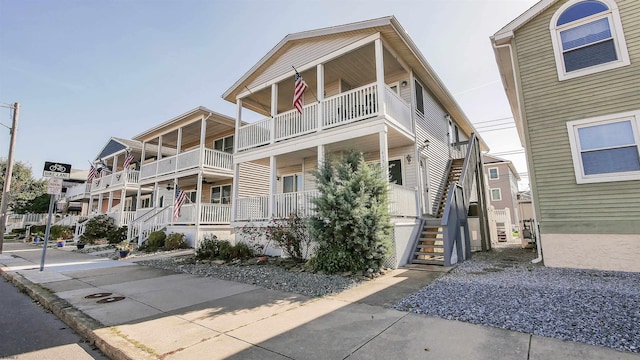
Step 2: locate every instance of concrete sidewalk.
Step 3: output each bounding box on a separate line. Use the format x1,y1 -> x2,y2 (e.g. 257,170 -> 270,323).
1,241 -> 637,360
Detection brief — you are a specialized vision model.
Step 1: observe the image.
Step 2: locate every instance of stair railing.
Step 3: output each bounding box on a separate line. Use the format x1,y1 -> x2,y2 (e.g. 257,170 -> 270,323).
439,133 -> 479,266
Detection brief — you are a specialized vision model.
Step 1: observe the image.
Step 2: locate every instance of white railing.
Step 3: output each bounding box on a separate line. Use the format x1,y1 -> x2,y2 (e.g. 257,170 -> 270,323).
388,184 -> 418,217
128,207 -> 164,240
121,211 -> 136,226
274,104 -> 318,141
273,190 -> 319,218
200,204 -> 231,223
450,141 -> 469,160
384,86 -> 412,132
238,118 -> 271,151
135,206 -> 172,245
91,170 -> 140,191
235,195 -> 269,221
55,215 -> 88,227
140,148 -> 232,180
65,183 -> 91,200
323,83 -> 378,128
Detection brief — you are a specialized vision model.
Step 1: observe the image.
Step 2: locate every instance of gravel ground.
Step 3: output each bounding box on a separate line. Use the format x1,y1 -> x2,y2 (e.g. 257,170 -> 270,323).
394,245 -> 640,353
137,256 -> 364,298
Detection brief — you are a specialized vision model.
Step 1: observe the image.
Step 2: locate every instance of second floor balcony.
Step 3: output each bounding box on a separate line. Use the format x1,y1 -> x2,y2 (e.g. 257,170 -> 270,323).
237,83 -> 412,152
91,170 -> 140,192
139,147 -> 233,180
65,183 -> 92,201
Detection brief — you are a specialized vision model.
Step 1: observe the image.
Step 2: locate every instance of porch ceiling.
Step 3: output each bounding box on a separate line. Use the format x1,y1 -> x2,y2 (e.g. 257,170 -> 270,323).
243,44 -> 405,117
144,118 -> 235,149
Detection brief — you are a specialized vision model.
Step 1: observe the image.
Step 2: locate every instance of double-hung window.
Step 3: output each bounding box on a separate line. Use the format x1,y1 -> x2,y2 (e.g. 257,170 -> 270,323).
567,110 -> 640,184
489,168 -> 499,180
550,0 -> 630,80
214,135 -> 234,154
211,185 -> 232,204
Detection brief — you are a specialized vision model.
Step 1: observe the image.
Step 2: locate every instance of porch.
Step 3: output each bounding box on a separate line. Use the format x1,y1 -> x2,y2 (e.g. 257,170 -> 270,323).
238,82 -> 411,152
65,183 -> 92,201
91,170 -> 140,192
139,148 -> 233,180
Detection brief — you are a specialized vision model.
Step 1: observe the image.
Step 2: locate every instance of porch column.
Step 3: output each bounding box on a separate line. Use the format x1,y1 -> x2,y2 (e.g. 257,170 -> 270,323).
177,127 -> 183,155
107,191 -> 114,212
199,116 -> 207,166
317,144 -> 325,169
234,99 -> 242,153
195,173 -> 203,243
231,163 -> 240,222
270,83 -> 277,144
157,135 -> 163,160
410,70 -> 422,214
135,183 -> 142,212
374,38 -> 386,115
120,188 -> 126,226
317,63 -> 324,132
153,182 -> 159,208
88,195 -> 94,213
98,193 -> 104,213
269,156 -> 277,218
113,155 -> 119,173
379,126 -> 389,182
140,141 -> 146,169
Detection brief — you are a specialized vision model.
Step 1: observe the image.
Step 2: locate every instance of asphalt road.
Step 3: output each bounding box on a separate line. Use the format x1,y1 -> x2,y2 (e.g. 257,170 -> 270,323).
0,276 -> 108,359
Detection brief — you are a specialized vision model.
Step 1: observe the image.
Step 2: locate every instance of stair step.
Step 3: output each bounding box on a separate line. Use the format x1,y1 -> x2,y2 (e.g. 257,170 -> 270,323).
417,243 -> 443,249
412,258 -> 445,265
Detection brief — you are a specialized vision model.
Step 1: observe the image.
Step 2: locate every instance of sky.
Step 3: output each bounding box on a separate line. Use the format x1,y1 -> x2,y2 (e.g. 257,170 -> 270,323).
0,0 -> 538,189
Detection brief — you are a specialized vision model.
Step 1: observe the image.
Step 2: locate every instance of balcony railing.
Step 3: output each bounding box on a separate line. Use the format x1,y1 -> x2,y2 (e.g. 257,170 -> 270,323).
172,203 -> 231,224
140,148 -> 233,180
91,170 -> 140,192
237,83 -> 411,151
65,183 -> 92,200
235,186 -> 417,221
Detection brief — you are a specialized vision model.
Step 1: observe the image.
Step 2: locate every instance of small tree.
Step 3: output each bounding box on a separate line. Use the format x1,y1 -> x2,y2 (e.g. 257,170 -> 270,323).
309,150 -> 392,274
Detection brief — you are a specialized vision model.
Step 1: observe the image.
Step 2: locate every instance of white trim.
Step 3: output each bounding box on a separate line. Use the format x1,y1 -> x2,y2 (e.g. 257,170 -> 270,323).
567,110 -> 640,184
491,188 -> 502,201
488,167 -> 500,180
549,0 -> 630,81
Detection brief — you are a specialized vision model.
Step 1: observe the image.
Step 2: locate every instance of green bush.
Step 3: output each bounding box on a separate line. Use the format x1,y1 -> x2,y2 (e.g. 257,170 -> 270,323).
196,235 -> 253,260
11,228 -> 26,234
50,225 -> 73,239
309,150 -> 392,274
107,226 -> 128,245
146,231 -> 166,250
80,215 -> 118,243
30,225 -> 46,235
165,233 -> 188,250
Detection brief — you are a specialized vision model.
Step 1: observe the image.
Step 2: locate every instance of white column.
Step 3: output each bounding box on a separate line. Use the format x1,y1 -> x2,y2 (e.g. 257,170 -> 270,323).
120,189 -> 126,226
199,117 -> 207,166
231,163 -> 240,222
317,63 -> 324,132
410,70 -> 422,214
234,99 -> 242,152
88,195 -> 94,213
379,126 -> 389,182
195,173 -> 203,241
135,184 -> 142,211
107,191 -> 114,212
270,83 -> 277,143
269,156 -> 277,218
113,155 -> 119,173
177,127 -> 183,155
157,136 -> 163,160
374,38 -> 386,115
98,193 -> 104,213
317,144 -> 325,169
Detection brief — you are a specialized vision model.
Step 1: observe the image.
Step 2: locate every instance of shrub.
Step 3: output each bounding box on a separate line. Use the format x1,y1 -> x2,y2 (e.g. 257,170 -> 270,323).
195,235 -> 253,261
81,215 -> 118,243
308,150 -> 392,274
266,213 -> 312,262
50,225 -> 73,239
30,225 -> 46,235
229,241 -> 254,260
107,226 -> 127,245
146,231 -> 166,250
165,233 -> 188,250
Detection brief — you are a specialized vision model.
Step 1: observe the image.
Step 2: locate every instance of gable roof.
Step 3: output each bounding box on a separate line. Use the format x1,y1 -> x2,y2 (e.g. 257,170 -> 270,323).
223,16 -> 489,151
493,0 -> 558,42
94,137 -> 142,161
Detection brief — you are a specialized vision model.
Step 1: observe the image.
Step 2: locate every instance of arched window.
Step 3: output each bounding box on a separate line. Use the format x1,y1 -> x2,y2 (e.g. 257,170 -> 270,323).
549,0 -> 629,80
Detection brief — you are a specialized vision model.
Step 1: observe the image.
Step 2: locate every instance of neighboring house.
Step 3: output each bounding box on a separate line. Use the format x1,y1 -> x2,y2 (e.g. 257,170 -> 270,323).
484,154 -> 521,242
223,16 -> 491,267
492,0 -> 640,271
66,107 -> 240,248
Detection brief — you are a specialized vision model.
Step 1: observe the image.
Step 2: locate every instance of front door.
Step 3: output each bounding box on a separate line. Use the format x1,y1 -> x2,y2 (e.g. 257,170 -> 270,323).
420,157 -> 431,215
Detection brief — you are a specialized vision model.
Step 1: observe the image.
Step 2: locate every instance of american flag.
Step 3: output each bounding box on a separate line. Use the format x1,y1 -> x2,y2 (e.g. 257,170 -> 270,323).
173,185 -> 188,221
87,165 -> 97,182
293,71 -> 307,114
97,159 -> 111,176
123,151 -> 134,170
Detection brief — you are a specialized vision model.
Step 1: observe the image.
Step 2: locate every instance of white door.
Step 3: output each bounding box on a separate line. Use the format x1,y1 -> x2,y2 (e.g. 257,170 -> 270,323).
420,157 -> 431,215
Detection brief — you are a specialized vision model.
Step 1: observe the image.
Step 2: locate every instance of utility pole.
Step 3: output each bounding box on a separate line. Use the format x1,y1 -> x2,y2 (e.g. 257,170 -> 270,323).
0,102 -> 19,254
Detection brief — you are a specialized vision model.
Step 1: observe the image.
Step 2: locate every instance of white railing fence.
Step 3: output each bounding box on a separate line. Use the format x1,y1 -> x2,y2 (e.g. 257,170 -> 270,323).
199,204 -> 231,223
388,184 -> 418,217
203,149 -> 233,170
273,190 -> 319,218
238,118 -> 271,151
274,104 -> 318,141
235,196 -> 269,221
384,86 -> 412,132
323,83 -> 378,128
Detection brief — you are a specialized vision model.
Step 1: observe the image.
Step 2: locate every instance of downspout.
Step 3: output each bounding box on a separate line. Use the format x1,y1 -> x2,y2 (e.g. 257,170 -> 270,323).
492,40 -> 542,264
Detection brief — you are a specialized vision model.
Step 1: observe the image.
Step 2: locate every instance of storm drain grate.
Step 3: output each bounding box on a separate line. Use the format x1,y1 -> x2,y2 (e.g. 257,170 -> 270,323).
84,292 -> 113,299
96,296 -> 125,304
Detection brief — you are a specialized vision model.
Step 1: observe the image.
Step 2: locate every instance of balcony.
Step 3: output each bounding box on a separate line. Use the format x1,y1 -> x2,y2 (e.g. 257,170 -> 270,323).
237,83 -> 412,152
235,184 -> 417,221
140,148 -> 233,180
65,183 -> 92,200
91,170 -> 140,192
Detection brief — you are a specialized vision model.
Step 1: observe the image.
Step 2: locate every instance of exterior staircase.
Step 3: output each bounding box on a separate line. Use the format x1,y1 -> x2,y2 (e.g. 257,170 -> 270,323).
410,158 -> 465,266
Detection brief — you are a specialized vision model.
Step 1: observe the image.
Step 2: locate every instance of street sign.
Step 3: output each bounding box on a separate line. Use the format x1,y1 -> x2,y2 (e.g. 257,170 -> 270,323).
47,178 -> 63,195
43,161 -> 71,179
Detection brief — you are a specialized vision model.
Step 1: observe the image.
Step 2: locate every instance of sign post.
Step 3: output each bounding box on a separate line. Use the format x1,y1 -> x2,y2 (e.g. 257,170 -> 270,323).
39,162 -> 70,271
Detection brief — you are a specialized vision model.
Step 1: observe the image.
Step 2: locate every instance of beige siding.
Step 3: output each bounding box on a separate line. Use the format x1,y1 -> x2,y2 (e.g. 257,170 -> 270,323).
515,0 -> 640,234
248,30 -> 377,90
238,162 -> 269,197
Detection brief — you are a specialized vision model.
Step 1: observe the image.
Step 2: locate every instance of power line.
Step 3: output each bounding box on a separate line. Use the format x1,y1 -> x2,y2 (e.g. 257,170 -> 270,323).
472,116 -> 514,125
478,126 -> 517,132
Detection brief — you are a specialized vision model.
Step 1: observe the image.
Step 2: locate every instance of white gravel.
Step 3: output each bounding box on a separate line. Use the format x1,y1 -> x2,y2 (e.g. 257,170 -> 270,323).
394,246 -> 640,353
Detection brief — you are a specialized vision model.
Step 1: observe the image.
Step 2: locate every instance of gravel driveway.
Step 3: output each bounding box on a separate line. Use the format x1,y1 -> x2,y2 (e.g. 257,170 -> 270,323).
394,244 -> 640,353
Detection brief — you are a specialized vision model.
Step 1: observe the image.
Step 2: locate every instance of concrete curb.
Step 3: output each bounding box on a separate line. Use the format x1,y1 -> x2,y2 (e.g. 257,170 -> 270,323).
0,268 -> 151,360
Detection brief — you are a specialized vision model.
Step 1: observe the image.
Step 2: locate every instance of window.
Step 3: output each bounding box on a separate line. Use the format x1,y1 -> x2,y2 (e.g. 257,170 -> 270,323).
414,81 -> 424,114
550,0 -> 630,80
567,110 -> 640,184
491,188 -> 502,201
211,185 -> 232,204
282,174 -> 302,193
388,159 -> 403,185
140,195 -> 152,208
185,191 -> 197,203
489,168 -> 499,180
214,135 -> 234,154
